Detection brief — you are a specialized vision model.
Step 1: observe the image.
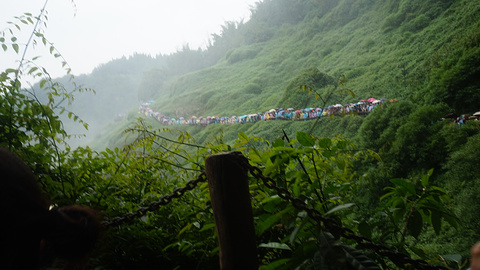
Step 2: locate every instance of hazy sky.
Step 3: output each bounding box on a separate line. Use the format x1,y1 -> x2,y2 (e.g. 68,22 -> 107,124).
1,0 -> 258,78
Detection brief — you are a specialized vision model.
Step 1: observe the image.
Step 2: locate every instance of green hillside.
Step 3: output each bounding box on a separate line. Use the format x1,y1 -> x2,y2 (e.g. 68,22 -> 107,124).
136,0 -> 478,118
3,0 -> 480,268
89,0 -> 480,264
92,0 -> 479,151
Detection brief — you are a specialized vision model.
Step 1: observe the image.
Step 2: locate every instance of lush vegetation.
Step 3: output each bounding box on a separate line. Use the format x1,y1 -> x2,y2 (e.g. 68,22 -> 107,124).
1,0 -> 480,269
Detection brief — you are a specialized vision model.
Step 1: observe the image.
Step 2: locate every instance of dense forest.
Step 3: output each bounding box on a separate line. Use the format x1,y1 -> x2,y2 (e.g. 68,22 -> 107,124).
1,0 -> 480,269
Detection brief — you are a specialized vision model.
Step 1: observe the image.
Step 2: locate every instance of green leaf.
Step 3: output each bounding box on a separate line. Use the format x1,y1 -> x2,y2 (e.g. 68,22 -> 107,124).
407,209 -> 423,239
440,254 -> 462,263
292,176 -> 301,197
325,203 -> 355,215
410,246 -> 427,258
421,169 -> 434,187
297,131 -> 314,147
358,221 -> 372,239
318,138 -> 332,148
289,218 -> 308,245
273,138 -> 284,147
259,242 -> 291,250
28,67 -> 38,74
238,132 -> 248,141
390,178 -> 416,196
261,258 -> 290,270
257,206 -> 292,235
343,245 -> 381,270
249,147 -> 262,163
12,43 -> 19,53
443,214 -> 460,230
2,44 -> 7,51
322,150 -> 334,158
431,209 -> 442,235
39,79 -> 47,88
336,159 -> 346,170
178,223 -> 192,236
337,140 -> 347,149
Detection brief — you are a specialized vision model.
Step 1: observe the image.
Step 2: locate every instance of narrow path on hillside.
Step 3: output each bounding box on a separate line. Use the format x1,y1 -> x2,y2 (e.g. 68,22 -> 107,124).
138,98 -> 396,125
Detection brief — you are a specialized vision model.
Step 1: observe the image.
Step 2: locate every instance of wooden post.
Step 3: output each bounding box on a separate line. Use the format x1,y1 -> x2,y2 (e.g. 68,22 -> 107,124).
205,151 -> 258,270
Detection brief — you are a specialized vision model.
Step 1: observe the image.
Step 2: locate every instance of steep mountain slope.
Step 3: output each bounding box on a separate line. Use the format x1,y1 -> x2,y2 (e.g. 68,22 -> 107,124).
81,0 -> 480,149
139,0 -> 478,119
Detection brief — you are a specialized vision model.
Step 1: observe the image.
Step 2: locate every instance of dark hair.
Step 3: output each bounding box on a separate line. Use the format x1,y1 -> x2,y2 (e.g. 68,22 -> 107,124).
0,147 -> 102,269
44,206 -> 101,256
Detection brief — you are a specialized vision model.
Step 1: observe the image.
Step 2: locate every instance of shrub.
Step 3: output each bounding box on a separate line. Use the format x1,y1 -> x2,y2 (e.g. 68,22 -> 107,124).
243,83 -> 262,94
404,14 -> 431,32
226,48 -> 259,64
278,67 -> 336,108
381,13 -> 405,32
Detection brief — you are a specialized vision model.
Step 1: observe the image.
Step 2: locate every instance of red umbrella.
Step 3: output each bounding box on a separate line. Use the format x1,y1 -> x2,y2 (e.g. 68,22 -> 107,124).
367,98 -> 376,103
359,99 -> 367,102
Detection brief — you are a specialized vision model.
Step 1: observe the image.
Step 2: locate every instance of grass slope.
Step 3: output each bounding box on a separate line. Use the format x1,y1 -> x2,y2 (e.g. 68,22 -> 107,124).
93,0 -> 479,148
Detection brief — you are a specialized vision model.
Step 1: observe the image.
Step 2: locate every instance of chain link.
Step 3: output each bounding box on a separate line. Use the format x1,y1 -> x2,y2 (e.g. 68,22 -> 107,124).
242,160 -> 447,270
102,172 -> 207,227
101,155 -> 446,269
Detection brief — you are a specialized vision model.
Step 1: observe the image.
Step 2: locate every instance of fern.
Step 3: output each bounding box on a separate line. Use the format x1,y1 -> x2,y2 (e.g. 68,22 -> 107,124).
342,245 -> 380,270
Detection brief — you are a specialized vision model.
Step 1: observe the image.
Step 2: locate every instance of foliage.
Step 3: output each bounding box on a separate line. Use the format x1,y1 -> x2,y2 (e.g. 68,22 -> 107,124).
380,169 -> 459,243
440,133 -> 480,241
423,24 -> 480,113
0,4 -> 93,204
358,102 -> 450,178
278,67 -> 336,109
228,130 -> 388,269
248,0 -> 311,27
3,0 -> 480,269
117,0 -> 480,133
226,47 -> 259,64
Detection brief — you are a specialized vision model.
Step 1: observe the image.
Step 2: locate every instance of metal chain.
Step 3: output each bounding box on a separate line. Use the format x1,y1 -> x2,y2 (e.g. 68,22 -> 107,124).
242,161 -> 447,270
101,156 -> 446,269
102,172 -> 207,227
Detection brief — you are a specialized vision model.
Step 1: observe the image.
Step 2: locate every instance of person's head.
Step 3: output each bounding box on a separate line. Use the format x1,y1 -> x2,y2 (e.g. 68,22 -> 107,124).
470,242 -> 480,270
40,205 -> 102,269
0,147 -> 102,269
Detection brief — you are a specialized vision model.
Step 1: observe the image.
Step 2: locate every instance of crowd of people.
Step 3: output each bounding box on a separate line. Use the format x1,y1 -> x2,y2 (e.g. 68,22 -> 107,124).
448,113 -> 480,125
139,98 -> 397,126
